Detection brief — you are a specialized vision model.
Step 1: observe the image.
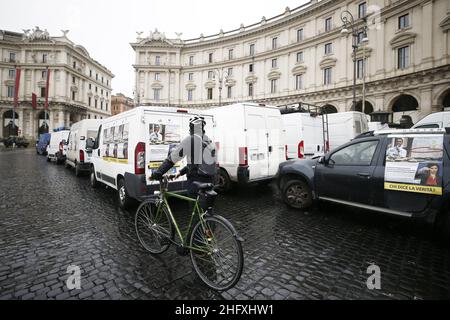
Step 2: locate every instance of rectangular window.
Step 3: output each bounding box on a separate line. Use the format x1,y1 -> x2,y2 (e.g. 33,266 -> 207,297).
272,58 -> 277,68
272,37 -> 278,50
227,68 -> 233,76
359,2 -> 367,19
399,13 -> 410,29
100,101 -> 103,110
249,64 -> 254,73
89,84 -> 92,90
96,73 -> 98,80
228,49 -> 234,60
297,28 -> 304,42
208,71 -> 214,79
42,70 -> 47,79
155,72 -> 160,81
107,80 -> 109,86
324,67 -> 332,85
8,69 -> 15,79
101,76 -> 104,83
42,54 -> 47,63
250,44 -> 255,56
88,97 -> 91,106
73,61 -> 76,69
101,89 -> 103,95
40,87 -> 46,98
189,56 -> 194,66
154,89 -> 160,101
207,88 -> 213,100
295,75 -> 303,90
106,102 -> 108,111
209,53 -> 213,63
325,43 -> 332,55
398,46 -> 410,69
325,17 -> 332,32
248,83 -> 253,97
296,51 -> 304,63
106,92 -> 108,97
95,99 -> 97,108
90,70 -> 92,77
357,59 -> 364,79
95,87 -> 98,93
72,91 -> 76,101
188,73 -> 194,81
7,86 -> 14,97
9,52 -> 16,62
270,79 -> 277,93
155,56 -> 161,65
227,86 -> 232,99
188,89 -> 193,101
357,32 -> 365,44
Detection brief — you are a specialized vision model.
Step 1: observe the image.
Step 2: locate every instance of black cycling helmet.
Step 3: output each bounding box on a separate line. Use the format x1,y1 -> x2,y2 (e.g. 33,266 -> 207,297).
189,116 -> 206,135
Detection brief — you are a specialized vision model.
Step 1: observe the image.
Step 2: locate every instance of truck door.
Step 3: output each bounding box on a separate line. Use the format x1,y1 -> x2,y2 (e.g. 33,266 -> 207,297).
245,111 -> 269,180
145,113 -> 186,187
266,114 -> 284,176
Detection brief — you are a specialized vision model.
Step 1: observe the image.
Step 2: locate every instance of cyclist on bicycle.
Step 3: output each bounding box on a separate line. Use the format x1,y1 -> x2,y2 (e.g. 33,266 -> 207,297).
150,116 -> 217,198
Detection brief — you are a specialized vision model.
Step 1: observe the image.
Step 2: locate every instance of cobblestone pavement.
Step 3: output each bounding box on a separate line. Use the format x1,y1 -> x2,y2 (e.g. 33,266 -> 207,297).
1,148 -> 450,300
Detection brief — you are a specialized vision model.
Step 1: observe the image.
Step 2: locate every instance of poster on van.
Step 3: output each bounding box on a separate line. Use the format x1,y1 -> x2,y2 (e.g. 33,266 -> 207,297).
384,134 -> 444,195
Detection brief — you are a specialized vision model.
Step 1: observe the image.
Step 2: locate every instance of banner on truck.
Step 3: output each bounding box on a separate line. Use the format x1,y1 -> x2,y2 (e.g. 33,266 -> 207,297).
384,134 -> 444,195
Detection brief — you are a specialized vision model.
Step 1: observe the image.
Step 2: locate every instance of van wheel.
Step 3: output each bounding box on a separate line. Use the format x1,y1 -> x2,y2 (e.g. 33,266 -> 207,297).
46,156 -> 50,162
117,178 -> 133,210
90,168 -> 99,188
282,179 -> 312,210
215,169 -> 232,193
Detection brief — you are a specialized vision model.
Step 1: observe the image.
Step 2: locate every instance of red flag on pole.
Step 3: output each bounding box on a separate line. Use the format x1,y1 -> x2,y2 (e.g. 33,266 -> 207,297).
32,93 -> 37,109
13,68 -> 21,108
44,68 -> 50,109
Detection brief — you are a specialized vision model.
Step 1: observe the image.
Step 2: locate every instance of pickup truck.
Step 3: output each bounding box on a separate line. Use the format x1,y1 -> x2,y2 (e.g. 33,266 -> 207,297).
276,128 -> 450,237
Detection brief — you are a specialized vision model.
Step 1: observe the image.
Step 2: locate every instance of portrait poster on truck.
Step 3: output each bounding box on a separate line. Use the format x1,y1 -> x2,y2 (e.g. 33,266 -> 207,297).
384,134 -> 444,195
147,122 -> 186,185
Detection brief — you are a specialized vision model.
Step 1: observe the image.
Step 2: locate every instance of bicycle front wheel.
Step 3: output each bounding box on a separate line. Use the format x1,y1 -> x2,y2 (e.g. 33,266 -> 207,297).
190,215 -> 244,291
135,200 -> 173,254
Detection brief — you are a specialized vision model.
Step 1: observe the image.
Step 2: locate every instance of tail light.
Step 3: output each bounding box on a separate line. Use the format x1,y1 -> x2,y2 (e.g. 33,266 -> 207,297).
238,147 -> 248,166
285,145 -> 288,160
59,142 -> 63,152
298,140 -> 304,159
135,142 -> 146,175
79,150 -> 85,163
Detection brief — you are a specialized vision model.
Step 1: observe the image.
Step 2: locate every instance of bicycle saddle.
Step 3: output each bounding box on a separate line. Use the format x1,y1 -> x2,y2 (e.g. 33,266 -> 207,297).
192,182 -> 214,191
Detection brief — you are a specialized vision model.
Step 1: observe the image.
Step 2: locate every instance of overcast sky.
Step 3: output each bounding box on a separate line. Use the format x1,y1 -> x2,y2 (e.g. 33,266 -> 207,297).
1,0 -> 308,97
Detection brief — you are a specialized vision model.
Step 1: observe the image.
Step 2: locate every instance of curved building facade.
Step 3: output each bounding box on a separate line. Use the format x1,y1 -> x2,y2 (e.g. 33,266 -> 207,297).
132,0 -> 450,123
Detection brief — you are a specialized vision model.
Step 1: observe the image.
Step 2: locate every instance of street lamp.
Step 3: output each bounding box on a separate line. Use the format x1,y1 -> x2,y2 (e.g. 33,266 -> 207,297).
213,68 -> 229,107
340,10 -> 368,111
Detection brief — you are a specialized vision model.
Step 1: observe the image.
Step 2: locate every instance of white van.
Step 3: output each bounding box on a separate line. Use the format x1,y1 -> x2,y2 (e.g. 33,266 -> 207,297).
207,103 -> 285,191
88,106 -> 215,209
65,119 -> 102,176
327,112 -> 369,150
47,129 -> 70,164
282,112 -> 325,159
412,111 -> 450,129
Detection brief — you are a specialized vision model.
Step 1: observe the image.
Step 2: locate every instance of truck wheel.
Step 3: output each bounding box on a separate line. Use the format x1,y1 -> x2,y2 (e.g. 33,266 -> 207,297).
282,179 -> 312,210
90,168 -> 99,188
215,169 -> 232,193
117,178 -> 133,210
46,156 -> 51,162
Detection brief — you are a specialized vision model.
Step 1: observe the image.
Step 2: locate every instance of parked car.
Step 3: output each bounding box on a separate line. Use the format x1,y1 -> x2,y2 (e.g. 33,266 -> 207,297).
47,129 -> 70,164
36,133 -> 51,155
276,128 -> 450,237
207,103 -> 285,192
88,106 -> 215,209
65,119 -> 102,176
2,136 -> 29,148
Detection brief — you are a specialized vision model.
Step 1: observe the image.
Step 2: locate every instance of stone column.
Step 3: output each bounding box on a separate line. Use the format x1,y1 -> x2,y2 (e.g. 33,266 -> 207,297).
421,0 -> 434,69
49,110 -> 54,132
18,109 -> 24,136
58,110 -> 65,128
65,112 -> 70,127
144,71 -> 149,100
30,109 -> 35,139
375,21 -> 385,77
420,87 -> 433,119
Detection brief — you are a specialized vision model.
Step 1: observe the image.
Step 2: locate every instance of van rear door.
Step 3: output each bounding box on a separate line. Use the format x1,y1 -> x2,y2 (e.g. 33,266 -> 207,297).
245,109 -> 269,180
145,112 -> 186,185
266,113 -> 284,176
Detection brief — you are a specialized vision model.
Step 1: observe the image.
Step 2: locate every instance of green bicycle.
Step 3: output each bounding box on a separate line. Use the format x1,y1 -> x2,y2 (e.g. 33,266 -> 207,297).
135,175 -> 244,291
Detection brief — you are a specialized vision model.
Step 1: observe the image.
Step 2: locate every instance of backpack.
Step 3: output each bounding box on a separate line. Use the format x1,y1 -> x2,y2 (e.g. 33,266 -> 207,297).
189,135 -> 217,178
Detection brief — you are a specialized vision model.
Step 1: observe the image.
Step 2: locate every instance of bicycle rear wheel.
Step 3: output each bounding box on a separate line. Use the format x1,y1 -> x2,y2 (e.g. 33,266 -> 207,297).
189,215 -> 244,291
135,200 -> 173,254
